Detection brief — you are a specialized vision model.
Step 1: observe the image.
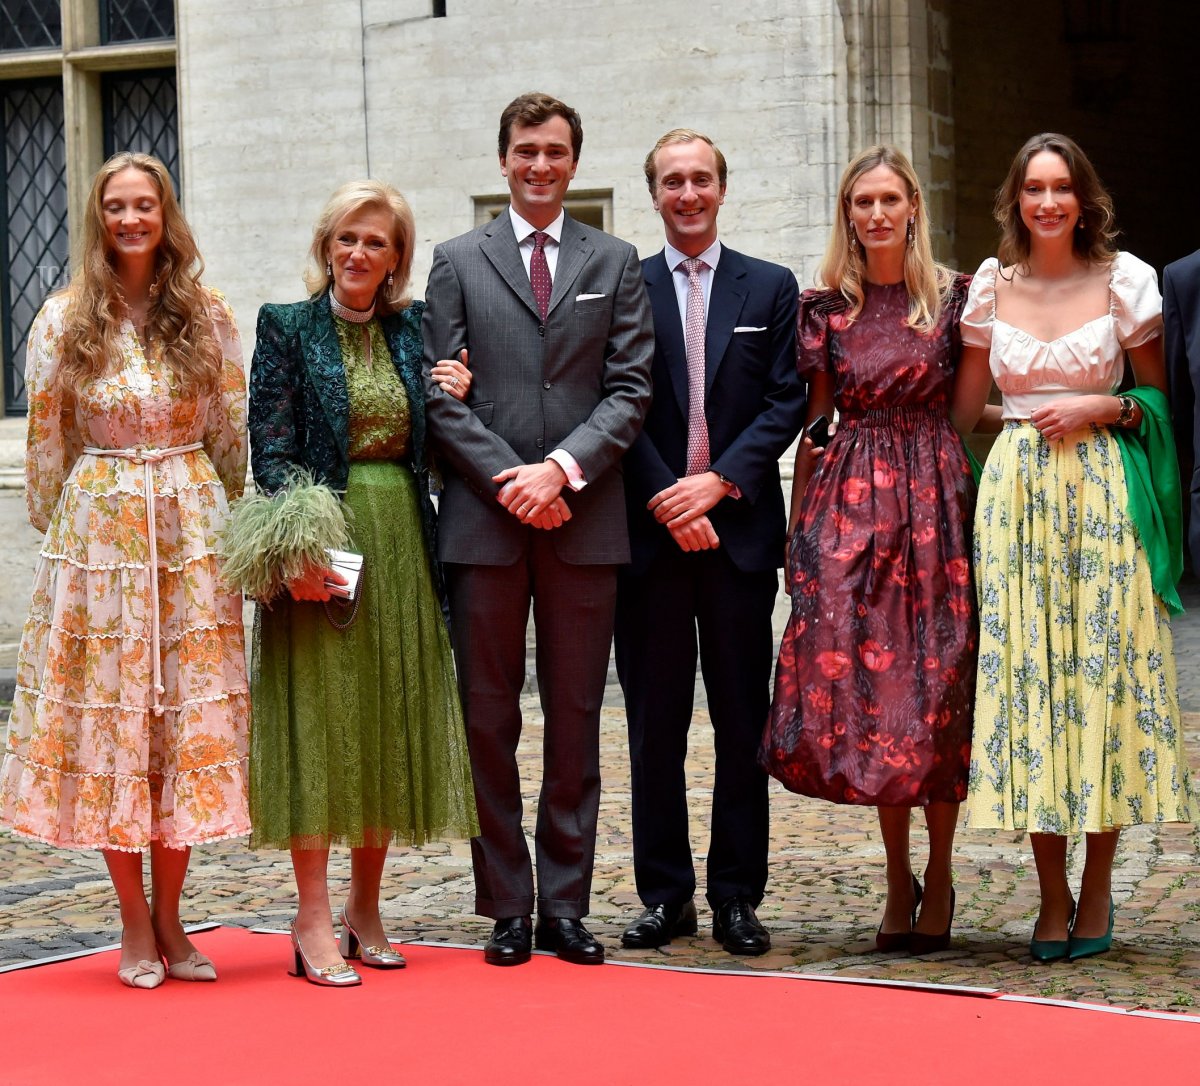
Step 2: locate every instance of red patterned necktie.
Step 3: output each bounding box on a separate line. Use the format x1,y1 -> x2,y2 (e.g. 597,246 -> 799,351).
682,257 -> 710,475
531,231 -> 552,320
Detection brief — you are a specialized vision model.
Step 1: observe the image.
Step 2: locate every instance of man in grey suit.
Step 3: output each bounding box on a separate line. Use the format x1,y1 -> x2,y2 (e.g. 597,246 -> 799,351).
422,92 -> 654,966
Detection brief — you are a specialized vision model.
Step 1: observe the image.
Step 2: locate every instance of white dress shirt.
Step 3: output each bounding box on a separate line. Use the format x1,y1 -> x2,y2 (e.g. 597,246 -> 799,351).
665,238 -> 722,326
507,206 -> 585,490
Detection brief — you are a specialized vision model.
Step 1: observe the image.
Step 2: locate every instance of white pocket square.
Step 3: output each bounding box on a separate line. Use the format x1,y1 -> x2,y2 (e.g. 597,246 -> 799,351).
734,325 -> 767,333
575,292 -> 606,301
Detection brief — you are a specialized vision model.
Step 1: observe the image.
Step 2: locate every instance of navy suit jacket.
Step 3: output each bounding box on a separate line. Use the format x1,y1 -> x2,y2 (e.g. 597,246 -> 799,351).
1164,247 -> 1200,569
623,245 -> 806,575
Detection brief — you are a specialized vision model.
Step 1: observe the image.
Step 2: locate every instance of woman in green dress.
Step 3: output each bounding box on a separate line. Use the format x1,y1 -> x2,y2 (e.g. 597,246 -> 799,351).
224,181 -> 477,986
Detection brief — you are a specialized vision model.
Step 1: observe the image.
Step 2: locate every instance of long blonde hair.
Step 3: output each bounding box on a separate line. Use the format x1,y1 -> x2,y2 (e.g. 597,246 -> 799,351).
57,152 -> 221,395
817,145 -> 955,335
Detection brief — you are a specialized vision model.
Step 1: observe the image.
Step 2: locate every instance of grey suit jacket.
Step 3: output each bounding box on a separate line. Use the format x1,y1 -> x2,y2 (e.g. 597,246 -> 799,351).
422,210 -> 654,566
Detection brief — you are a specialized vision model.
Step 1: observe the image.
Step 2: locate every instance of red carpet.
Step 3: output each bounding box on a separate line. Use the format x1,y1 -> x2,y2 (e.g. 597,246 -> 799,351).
2,926 -> 1196,1084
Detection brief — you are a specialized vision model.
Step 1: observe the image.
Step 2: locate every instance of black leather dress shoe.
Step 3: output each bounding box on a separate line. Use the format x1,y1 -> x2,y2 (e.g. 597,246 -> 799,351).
484,916 -> 532,966
621,900 -> 700,948
533,917 -> 605,965
713,899 -> 771,956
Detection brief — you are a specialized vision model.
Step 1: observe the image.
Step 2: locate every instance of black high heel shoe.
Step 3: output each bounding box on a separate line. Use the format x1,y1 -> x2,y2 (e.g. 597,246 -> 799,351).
909,887 -> 955,955
876,874 -> 923,952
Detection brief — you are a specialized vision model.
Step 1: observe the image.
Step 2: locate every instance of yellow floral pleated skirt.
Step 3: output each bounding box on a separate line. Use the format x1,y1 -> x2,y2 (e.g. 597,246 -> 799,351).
966,422 -> 1194,833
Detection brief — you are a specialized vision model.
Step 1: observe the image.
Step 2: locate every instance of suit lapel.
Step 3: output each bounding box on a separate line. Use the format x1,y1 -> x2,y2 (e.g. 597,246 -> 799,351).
547,213 -> 594,317
480,210 -> 542,320
644,250 -> 689,417
704,248 -> 748,393
304,293 -> 350,469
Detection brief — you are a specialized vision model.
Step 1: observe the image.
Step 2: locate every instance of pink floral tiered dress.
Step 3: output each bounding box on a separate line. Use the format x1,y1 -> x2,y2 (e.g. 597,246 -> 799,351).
0,290 -> 251,851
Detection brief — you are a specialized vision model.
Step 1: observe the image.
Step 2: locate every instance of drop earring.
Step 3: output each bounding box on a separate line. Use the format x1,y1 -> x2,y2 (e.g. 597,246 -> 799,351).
326,261 -> 333,278
906,218 -> 915,246
387,269 -> 394,289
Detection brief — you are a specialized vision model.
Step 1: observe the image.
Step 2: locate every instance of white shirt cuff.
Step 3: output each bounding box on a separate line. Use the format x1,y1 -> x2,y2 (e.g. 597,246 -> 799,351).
547,449 -> 587,491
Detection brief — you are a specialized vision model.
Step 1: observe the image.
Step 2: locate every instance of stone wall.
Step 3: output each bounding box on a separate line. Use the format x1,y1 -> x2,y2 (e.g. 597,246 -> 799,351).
178,0 -> 854,334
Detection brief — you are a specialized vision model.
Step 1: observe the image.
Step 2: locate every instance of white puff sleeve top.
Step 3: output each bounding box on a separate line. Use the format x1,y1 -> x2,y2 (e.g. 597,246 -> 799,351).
959,251 -> 1163,420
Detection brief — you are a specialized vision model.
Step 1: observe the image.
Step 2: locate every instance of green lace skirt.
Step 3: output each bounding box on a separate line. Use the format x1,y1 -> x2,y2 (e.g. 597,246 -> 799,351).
249,461 -> 478,849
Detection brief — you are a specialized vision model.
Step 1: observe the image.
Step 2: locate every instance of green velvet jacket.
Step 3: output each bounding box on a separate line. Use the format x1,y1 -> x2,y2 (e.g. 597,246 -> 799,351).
247,291 -> 437,556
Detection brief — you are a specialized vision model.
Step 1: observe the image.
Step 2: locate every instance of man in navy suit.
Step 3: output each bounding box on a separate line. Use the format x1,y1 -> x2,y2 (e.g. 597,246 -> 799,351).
1164,249 -> 1200,569
615,129 -> 806,954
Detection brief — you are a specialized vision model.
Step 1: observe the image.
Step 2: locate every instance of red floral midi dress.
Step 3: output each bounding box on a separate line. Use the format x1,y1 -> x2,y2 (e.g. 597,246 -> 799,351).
760,277 -> 977,806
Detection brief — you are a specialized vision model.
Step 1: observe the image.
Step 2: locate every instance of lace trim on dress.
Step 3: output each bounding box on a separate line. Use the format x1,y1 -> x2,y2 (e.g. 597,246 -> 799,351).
2,823 -> 251,853
38,550 -> 226,574
63,476 -> 223,499
5,752 -> 248,782
33,618 -> 245,646
14,685 -> 250,711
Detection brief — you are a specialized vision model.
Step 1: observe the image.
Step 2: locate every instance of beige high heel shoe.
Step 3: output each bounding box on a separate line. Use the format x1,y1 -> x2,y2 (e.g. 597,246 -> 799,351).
166,951 -> 218,981
117,959 -> 166,989
289,921 -> 361,987
339,907 -> 406,969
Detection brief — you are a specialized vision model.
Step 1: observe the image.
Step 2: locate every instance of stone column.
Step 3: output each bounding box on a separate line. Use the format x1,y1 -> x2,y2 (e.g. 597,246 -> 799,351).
835,0 -> 955,263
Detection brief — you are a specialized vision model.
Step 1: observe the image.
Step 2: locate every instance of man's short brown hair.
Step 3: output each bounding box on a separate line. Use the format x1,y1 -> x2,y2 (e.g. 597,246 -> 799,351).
498,92 -> 583,161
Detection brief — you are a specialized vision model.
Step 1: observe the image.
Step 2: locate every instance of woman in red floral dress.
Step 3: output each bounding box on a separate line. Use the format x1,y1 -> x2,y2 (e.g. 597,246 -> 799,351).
760,146 -> 991,952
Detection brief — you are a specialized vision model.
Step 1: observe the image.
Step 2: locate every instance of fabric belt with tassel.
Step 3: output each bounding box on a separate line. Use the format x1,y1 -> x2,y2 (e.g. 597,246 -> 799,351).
81,442 -> 204,716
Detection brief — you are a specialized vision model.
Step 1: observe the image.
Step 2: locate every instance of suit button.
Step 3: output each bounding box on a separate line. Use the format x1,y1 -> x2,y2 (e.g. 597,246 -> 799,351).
543,380 -> 551,390
536,438 -> 544,449
538,325 -> 545,337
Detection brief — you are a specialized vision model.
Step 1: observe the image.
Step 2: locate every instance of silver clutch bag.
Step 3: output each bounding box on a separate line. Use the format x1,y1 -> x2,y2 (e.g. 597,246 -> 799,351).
324,549 -> 364,601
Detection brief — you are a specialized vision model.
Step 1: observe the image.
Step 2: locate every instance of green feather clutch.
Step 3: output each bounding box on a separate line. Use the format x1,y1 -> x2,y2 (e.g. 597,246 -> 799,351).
220,470 -> 351,600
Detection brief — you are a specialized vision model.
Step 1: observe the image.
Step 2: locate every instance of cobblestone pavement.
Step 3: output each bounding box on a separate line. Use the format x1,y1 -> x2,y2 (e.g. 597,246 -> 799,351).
2,469 -> 1199,1011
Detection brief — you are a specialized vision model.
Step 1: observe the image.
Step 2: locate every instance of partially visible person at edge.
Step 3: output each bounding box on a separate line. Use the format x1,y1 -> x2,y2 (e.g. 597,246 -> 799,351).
760,145 -> 989,955
616,129 -> 805,957
0,152 -> 250,989
422,92 -> 654,968
221,180 -> 477,987
960,132 -> 1193,963
1163,246 -> 1200,570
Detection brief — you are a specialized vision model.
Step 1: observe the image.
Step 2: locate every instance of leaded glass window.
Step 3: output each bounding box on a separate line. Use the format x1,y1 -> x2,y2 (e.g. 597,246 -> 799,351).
0,0 -> 62,52
103,69 -> 179,194
1,79 -> 67,414
99,0 -> 174,44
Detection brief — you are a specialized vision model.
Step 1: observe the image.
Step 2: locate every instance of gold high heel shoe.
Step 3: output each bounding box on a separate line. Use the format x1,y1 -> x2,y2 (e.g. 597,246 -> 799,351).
339,907 -> 406,969
166,950 -> 218,982
289,921 -> 362,987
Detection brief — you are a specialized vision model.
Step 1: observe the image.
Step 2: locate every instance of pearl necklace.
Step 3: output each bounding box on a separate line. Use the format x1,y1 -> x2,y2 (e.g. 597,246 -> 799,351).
329,292 -> 375,323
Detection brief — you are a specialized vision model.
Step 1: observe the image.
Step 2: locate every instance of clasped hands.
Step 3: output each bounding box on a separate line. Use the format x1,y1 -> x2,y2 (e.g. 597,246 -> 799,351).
495,461 -> 572,530
648,471 -> 732,552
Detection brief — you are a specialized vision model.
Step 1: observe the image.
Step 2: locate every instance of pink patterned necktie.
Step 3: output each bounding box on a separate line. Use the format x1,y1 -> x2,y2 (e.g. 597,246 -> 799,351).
682,257 -> 710,475
531,231 -> 552,319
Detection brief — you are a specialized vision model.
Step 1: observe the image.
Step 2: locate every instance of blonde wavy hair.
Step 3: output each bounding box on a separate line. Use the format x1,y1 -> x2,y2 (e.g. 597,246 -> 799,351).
57,152 -> 221,395
303,180 -> 415,313
817,145 -> 955,335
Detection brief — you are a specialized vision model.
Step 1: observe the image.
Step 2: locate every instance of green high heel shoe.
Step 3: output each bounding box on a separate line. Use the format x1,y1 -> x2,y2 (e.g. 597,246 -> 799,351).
1067,897 -> 1115,961
1030,898 -> 1075,963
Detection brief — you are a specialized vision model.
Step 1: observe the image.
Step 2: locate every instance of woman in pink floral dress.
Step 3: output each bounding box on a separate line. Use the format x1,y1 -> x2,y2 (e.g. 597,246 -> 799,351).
761,146 -> 991,952
0,153 -> 249,988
